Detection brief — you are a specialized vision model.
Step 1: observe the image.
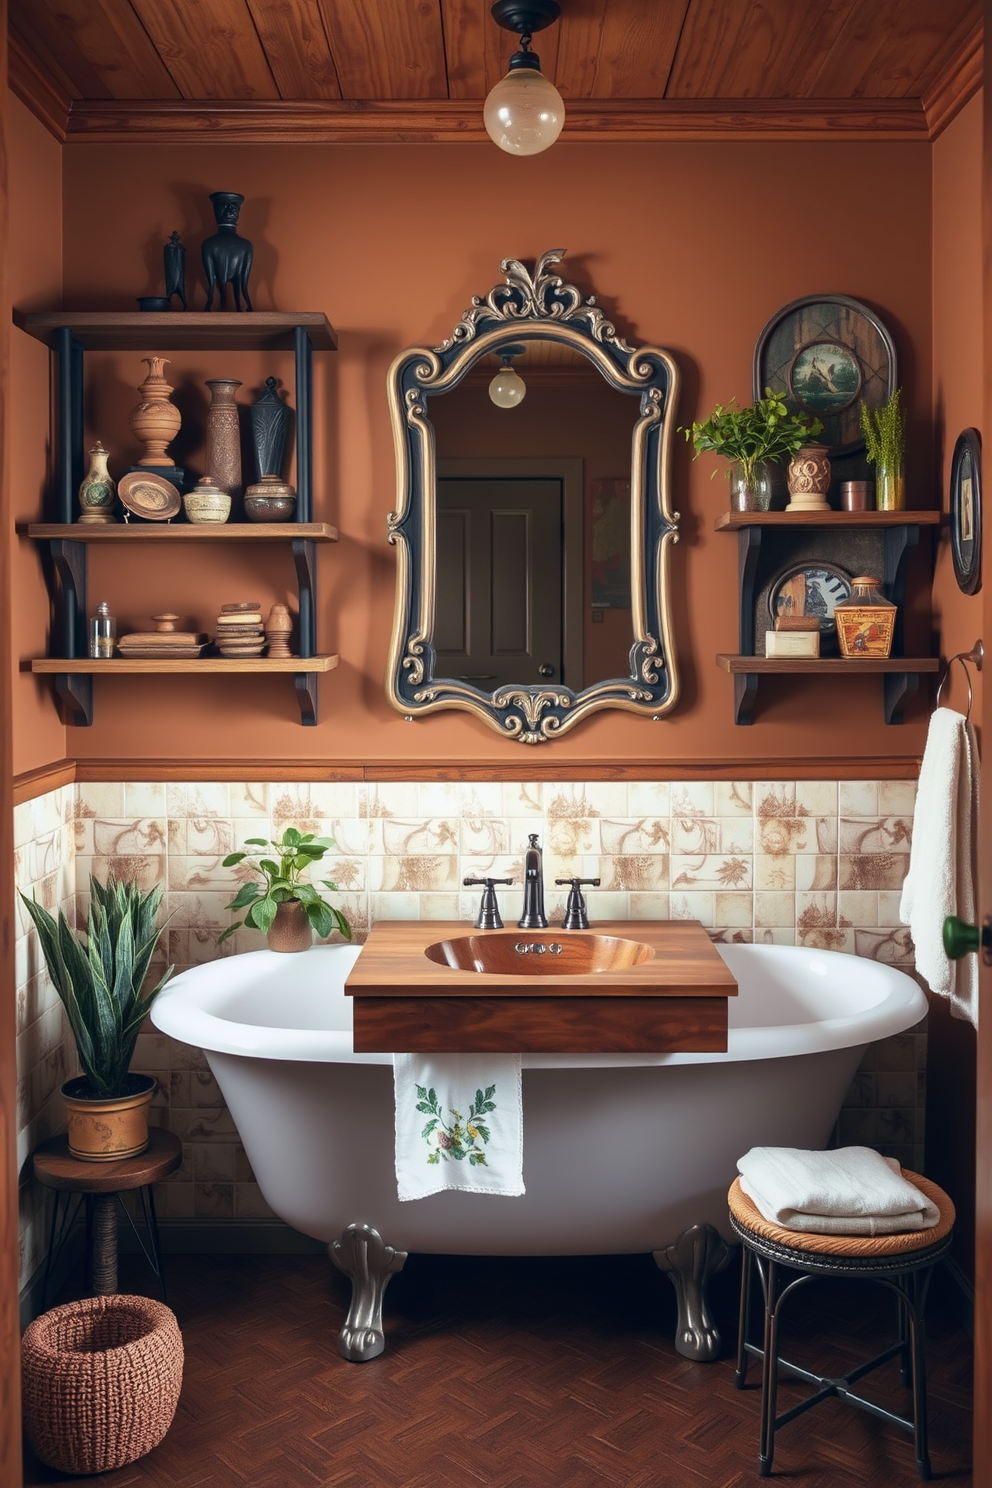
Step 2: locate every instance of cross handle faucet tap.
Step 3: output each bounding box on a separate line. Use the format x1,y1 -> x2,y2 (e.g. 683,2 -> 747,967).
463,876 -> 514,930
555,877 -> 601,930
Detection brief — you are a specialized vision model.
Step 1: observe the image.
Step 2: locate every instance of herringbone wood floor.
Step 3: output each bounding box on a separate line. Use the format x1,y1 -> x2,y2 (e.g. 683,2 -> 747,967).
25,1249 -> 972,1486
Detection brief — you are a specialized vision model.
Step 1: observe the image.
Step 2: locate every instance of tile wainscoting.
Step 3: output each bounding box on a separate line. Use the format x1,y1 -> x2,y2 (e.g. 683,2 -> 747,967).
14,776 -> 924,1287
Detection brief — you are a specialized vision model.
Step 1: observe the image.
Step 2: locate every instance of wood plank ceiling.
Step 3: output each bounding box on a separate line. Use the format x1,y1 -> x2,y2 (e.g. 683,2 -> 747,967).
8,0 -> 983,144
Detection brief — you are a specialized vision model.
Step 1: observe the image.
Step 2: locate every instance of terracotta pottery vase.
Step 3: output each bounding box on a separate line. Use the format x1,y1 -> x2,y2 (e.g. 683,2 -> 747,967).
786,444 -> 832,512
78,442 -> 117,524
267,901 -> 312,953
61,1073 -> 156,1162
130,358 -> 181,468
205,378 -> 242,500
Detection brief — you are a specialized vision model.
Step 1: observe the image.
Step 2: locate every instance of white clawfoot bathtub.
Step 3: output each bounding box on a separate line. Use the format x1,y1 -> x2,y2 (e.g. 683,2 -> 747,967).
153,940 -> 926,1360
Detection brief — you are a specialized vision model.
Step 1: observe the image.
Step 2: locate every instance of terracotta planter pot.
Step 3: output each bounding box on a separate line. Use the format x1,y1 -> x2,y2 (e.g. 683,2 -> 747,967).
267,901 -> 313,953
61,1074 -> 156,1162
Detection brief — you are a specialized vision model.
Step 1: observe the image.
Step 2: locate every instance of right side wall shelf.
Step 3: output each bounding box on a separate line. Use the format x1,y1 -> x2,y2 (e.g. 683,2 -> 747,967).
715,510 -> 941,726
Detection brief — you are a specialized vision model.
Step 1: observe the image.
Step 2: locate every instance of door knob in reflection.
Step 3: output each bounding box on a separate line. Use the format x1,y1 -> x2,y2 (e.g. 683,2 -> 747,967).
538,663 -> 554,677
943,914 -> 992,961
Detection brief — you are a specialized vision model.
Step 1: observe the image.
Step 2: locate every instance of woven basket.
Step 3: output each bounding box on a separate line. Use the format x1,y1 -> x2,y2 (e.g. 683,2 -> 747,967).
22,1294 -> 183,1474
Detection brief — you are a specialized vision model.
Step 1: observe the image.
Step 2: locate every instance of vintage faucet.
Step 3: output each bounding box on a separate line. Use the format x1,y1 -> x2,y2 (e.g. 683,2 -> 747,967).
518,833 -> 548,929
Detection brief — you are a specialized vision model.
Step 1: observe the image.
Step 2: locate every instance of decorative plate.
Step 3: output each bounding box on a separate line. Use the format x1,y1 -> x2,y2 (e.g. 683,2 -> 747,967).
950,427 -> 982,595
118,472 -> 181,521
767,562 -> 852,634
753,295 -> 897,457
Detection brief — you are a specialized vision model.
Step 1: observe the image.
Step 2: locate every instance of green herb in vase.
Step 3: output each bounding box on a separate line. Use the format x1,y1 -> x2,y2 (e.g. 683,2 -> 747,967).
859,389 -> 906,511
682,389 -> 823,512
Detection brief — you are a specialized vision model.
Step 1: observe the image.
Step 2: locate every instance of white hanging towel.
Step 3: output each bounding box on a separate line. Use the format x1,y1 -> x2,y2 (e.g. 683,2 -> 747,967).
394,1053 -> 524,1201
899,706 -> 979,1028
737,1146 -> 940,1235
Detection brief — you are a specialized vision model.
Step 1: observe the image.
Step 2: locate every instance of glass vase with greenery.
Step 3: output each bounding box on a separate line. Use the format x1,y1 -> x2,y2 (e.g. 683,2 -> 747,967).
219,826 -> 353,951
683,389 -> 823,511
860,388 -> 906,511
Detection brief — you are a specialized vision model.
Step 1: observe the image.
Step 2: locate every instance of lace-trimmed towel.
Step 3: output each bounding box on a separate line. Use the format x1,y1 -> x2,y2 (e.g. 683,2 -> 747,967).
394,1053 -> 524,1201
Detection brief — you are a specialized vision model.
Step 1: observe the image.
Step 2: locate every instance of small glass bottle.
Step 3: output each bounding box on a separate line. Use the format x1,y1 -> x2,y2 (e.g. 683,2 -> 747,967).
88,601 -> 116,659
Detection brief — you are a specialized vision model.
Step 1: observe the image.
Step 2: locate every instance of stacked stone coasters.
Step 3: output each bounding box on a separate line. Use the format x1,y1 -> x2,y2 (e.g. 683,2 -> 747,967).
215,601 -> 266,657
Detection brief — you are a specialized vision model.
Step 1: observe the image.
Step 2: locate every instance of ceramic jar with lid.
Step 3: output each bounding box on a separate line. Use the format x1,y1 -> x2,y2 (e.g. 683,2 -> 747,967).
183,476 -> 232,525
834,575 -> 896,658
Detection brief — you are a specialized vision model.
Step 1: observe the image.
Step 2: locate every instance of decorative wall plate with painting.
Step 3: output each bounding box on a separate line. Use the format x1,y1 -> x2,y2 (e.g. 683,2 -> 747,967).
950,427 -> 982,595
767,562 -> 852,634
753,295 -> 897,457
118,472 -> 181,521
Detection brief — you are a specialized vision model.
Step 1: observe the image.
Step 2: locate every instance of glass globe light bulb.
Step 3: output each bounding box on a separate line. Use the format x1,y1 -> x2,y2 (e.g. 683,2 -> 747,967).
489,362 -> 527,408
484,66 -> 564,157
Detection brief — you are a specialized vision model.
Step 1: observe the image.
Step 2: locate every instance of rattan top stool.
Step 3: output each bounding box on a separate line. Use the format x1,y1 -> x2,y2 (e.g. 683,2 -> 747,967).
728,1172 -> 955,1480
33,1129 -> 182,1306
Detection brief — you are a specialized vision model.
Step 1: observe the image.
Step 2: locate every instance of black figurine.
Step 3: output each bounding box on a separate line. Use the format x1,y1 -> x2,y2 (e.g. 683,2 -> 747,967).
164,231 -> 186,309
202,192 -> 253,311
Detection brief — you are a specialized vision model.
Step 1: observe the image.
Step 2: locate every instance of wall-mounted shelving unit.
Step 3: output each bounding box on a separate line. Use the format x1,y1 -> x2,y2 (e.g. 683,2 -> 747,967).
715,510 -> 941,725
15,310 -> 338,726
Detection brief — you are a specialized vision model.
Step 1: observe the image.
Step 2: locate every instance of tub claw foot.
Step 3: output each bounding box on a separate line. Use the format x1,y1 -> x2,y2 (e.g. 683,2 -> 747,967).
329,1222 -> 407,1362
653,1223 -> 730,1361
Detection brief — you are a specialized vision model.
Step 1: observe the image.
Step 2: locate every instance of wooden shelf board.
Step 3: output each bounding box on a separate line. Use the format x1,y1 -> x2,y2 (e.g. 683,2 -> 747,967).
25,521 -> 338,543
716,654 -> 940,674
13,309 -> 337,352
30,655 -> 339,675
715,510 -> 941,531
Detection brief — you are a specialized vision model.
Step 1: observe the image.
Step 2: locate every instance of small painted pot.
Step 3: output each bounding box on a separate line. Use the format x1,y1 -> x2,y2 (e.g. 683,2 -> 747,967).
61,1074 -> 156,1161
183,476 -> 232,524
244,476 -> 296,523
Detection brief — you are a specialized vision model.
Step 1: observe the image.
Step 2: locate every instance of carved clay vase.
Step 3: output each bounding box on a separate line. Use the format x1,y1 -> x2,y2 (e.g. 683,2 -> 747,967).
786,443 -> 832,512
129,358 -> 181,467
205,379 -> 242,500
267,901 -> 312,953
265,602 -> 293,658
251,377 -> 290,482
78,442 -> 117,524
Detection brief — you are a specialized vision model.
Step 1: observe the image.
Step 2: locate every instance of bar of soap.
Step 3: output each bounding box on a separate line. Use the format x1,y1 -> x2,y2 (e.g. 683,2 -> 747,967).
765,630 -> 820,658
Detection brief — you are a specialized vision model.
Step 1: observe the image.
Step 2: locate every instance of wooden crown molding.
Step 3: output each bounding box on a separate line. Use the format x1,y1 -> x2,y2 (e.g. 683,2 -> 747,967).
12,756 -> 921,803
8,26 -> 68,143
56,97 -> 930,144
923,19 -> 983,139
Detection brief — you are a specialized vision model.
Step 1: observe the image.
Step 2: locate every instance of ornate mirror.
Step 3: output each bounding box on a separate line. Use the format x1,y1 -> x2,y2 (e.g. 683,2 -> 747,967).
386,250 -> 681,744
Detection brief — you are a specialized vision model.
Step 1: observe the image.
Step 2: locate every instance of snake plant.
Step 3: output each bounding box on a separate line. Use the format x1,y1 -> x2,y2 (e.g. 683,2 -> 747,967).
20,872 -> 173,1098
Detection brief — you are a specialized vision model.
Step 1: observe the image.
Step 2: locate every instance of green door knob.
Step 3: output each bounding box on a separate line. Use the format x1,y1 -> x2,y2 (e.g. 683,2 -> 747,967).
943,915 -> 982,959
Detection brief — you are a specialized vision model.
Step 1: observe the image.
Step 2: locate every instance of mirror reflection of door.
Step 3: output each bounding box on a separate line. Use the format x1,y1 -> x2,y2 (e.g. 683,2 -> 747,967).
435,478 -> 563,688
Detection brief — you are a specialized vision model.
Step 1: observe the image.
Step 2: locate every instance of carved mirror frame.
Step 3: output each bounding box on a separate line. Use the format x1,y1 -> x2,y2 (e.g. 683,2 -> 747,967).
385,250 -> 681,744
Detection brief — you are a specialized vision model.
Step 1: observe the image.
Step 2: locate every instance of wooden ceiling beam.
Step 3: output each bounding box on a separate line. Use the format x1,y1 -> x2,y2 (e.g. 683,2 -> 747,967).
57,95 -> 930,144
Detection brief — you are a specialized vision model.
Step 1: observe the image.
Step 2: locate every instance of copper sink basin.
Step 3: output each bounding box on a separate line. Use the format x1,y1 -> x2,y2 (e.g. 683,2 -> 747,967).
424,930 -> 655,977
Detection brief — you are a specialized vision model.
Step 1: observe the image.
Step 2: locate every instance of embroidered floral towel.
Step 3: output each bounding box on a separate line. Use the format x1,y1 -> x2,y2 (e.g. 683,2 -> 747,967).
393,1053 -> 524,1201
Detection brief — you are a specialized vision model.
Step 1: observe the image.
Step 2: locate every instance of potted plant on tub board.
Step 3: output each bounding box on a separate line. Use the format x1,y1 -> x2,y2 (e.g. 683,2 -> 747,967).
220,827 -> 352,952
20,871 -> 173,1161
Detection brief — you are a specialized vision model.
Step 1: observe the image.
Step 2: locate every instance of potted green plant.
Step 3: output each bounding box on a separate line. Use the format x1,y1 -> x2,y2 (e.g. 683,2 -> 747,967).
860,388 -> 906,511
20,872 -> 173,1162
219,827 -> 353,953
683,388 -> 823,511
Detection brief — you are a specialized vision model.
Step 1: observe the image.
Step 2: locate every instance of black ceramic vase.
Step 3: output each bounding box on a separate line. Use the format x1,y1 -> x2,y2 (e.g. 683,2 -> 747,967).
250,378 -> 290,481
164,232 -> 186,309
202,192 -> 253,311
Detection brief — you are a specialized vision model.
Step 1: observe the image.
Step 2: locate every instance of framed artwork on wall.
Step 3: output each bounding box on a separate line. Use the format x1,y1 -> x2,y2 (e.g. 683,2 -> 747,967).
950,427 -> 982,595
753,294 -> 897,457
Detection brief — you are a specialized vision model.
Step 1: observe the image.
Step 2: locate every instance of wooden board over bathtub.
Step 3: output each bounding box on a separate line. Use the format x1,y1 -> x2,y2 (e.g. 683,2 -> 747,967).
345,920 -> 737,1054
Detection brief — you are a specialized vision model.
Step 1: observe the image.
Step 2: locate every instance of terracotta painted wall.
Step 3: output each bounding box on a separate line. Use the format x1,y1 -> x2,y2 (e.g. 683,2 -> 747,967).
928,89 -> 984,1283
8,93 -> 63,776
45,138 -> 934,765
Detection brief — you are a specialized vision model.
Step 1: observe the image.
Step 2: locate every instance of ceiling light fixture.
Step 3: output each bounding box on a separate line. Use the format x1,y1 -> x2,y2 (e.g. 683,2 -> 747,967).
484,1 -> 563,157
488,346 -> 527,407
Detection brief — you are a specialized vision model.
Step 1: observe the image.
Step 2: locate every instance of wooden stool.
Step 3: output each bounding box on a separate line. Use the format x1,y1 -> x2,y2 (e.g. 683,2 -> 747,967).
33,1129 -> 182,1307
728,1173 -> 955,1480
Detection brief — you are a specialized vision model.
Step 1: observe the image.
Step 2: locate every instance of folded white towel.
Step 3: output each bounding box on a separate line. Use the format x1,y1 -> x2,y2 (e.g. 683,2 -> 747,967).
737,1146 -> 939,1235
394,1053 -> 524,1201
899,706 -> 979,1027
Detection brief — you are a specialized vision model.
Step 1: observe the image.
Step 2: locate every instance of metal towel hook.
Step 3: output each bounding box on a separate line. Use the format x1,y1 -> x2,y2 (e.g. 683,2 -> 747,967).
935,639 -> 984,718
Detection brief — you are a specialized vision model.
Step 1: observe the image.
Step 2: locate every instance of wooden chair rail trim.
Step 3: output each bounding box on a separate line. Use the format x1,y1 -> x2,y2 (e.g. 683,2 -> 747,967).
14,756 -> 923,804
